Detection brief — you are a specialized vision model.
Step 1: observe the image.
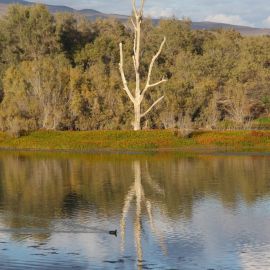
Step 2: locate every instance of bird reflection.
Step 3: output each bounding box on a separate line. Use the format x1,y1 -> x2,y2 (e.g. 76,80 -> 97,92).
120,160 -> 167,269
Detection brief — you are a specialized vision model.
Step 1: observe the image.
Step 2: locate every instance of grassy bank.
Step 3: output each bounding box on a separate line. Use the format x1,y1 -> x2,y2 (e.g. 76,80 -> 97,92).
1,130 -> 270,153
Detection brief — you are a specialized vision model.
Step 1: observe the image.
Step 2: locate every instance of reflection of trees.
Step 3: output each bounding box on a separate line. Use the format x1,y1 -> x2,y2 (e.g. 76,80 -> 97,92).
0,153 -> 136,239
150,155 -> 270,219
0,152 -> 270,240
120,160 -> 166,269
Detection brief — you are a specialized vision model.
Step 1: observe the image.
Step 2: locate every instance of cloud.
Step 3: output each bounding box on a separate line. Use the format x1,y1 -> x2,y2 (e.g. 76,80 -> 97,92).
28,0 -> 270,27
145,7 -> 175,18
204,14 -> 253,26
262,16 -> 270,27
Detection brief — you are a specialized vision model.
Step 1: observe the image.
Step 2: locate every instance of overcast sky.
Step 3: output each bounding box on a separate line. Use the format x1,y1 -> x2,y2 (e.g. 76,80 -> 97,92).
30,0 -> 270,28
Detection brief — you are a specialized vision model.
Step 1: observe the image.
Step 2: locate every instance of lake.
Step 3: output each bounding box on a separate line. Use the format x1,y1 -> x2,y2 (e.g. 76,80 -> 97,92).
0,152 -> 270,270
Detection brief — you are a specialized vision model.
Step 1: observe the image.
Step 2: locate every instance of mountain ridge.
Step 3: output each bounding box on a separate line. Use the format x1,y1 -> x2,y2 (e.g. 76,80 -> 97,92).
0,0 -> 270,36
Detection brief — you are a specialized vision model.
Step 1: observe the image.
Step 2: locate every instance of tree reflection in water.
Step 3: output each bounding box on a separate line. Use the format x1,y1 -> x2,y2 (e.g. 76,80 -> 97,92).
0,153 -> 270,269
121,160 -> 167,268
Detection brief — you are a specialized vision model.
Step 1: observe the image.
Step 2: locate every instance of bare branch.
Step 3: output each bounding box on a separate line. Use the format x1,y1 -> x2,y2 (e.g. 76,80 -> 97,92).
132,0 -> 138,18
131,18 -> 137,30
141,96 -> 164,118
133,28 -> 137,57
119,42 -> 135,103
132,55 -> 137,71
141,78 -> 167,99
143,37 -> 166,95
139,0 -> 145,17
148,78 -> 167,88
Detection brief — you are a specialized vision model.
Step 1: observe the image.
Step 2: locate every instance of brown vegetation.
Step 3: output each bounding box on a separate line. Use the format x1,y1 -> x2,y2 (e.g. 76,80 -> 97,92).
0,4 -> 270,135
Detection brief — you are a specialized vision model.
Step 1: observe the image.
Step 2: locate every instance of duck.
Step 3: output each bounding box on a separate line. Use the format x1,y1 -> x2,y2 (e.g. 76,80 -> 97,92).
109,230 -> 117,237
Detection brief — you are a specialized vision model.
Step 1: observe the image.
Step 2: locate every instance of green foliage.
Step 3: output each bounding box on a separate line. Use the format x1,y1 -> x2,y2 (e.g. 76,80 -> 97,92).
0,4 -> 270,135
55,13 -> 96,63
0,4 -> 59,63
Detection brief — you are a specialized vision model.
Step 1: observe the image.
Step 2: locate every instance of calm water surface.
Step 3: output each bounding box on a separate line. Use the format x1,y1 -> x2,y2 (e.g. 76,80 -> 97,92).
0,152 -> 270,269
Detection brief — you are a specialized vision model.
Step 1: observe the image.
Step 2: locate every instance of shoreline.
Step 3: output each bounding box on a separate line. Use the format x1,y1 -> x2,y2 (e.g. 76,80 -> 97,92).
0,130 -> 270,155
1,148 -> 270,157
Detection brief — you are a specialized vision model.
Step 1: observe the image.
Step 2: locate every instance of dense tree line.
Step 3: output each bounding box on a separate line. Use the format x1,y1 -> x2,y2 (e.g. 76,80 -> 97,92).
0,4 -> 270,135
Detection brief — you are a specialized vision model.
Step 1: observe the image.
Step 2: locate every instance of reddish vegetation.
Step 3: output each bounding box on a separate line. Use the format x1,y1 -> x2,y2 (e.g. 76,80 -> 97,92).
0,130 -> 270,152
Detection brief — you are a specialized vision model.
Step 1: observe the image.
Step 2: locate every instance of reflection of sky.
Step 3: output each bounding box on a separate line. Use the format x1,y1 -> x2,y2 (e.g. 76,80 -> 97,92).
152,198 -> 270,269
1,197 -> 270,269
240,247 -> 270,270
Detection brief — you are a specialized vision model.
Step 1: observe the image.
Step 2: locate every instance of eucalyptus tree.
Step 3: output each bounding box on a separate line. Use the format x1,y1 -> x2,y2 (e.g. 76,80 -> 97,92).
1,55 -> 71,132
0,4 -> 59,63
119,0 -> 167,130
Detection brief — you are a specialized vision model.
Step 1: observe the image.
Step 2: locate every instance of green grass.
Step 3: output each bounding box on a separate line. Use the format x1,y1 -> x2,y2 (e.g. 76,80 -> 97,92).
0,130 -> 270,153
256,117 -> 270,124
252,117 -> 270,129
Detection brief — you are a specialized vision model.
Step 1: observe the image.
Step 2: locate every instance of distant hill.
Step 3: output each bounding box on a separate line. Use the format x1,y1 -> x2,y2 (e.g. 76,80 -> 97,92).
192,21 -> 270,36
0,0 -> 270,36
0,0 -> 29,3
0,0 -> 74,12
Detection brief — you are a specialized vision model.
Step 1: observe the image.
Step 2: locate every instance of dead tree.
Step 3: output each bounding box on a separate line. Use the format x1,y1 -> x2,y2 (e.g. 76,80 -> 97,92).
119,0 -> 167,130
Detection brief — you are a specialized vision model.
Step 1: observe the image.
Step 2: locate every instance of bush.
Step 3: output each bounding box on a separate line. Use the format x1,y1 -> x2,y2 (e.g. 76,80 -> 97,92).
7,118 -> 37,138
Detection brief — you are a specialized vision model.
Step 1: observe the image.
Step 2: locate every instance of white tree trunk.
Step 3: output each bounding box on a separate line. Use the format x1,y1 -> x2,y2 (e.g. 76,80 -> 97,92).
133,102 -> 141,131
119,0 -> 167,130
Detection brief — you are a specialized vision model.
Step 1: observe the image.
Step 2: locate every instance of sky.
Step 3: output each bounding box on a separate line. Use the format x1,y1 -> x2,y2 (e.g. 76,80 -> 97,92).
30,0 -> 270,28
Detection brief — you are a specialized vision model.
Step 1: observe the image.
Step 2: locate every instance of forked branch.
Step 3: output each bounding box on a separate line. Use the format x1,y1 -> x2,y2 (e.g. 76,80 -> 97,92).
132,0 -> 145,18
119,42 -> 135,103
142,37 -> 167,96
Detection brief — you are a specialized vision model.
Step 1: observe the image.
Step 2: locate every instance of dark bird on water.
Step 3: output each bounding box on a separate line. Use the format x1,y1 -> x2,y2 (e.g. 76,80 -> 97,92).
109,230 -> 117,237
